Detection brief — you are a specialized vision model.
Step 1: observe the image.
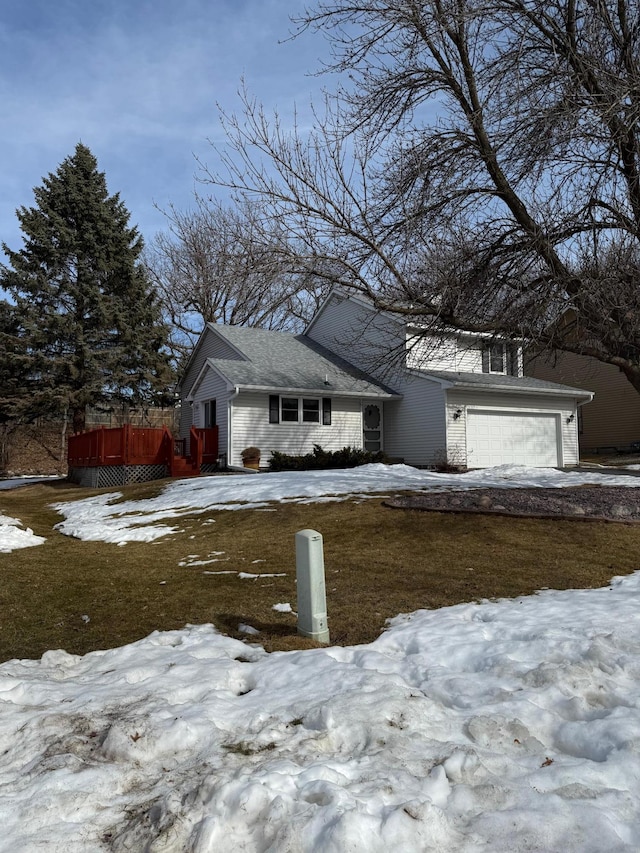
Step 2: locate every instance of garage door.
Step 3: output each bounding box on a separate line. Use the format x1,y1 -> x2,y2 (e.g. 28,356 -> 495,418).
466,410 -> 560,467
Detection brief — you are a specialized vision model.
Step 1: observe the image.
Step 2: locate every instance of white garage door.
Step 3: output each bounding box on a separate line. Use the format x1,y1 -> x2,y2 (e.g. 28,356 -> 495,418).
467,410 -> 560,468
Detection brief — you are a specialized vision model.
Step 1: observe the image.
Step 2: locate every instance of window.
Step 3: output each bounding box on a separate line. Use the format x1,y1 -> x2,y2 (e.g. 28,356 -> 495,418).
203,400 -> 216,427
281,397 -> 299,422
268,396 -> 332,425
482,343 -> 512,373
490,343 -> 506,373
302,399 -> 320,423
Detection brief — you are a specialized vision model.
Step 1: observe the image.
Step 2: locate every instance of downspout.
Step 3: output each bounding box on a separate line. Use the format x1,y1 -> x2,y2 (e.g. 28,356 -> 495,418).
227,386 -> 240,468
574,395 -> 594,465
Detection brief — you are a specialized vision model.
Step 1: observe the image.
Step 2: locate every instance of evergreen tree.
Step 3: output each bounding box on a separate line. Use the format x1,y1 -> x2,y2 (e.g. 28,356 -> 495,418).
1,143 -> 174,432
0,299 -> 28,424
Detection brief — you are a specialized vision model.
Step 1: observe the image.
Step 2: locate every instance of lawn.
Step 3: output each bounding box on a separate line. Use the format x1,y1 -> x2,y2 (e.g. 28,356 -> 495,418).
2,476 -> 639,662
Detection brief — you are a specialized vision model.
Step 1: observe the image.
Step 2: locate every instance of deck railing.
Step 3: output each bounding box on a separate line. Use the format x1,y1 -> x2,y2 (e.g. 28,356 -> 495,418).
68,424 -> 218,472
192,427 -> 219,462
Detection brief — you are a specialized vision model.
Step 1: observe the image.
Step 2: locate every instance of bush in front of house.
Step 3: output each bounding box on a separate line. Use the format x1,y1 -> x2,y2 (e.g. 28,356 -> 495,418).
268,444 -> 386,472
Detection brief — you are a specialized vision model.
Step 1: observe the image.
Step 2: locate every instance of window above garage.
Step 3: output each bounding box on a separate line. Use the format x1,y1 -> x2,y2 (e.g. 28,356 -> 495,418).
482,343 -> 520,376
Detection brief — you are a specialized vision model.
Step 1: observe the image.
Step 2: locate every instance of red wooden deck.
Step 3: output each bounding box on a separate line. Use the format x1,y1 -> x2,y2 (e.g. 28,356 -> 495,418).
67,424 -> 218,476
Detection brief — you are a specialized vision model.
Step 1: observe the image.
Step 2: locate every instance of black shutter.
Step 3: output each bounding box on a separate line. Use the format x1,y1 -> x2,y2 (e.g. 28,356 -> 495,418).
322,398 -> 332,425
508,345 -> 519,376
269,395 -> 280,423
481,347 -> 490,373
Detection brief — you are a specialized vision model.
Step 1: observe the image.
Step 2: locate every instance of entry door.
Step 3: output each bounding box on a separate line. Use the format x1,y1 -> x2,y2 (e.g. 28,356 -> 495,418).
363,403 -> 383,452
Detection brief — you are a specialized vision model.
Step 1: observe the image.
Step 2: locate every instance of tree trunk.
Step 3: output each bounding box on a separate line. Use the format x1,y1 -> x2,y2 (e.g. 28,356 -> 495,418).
0,424 -> 10,474
619,364 -> 640,397
60,408 -> 69,470
72,407 -> 85,434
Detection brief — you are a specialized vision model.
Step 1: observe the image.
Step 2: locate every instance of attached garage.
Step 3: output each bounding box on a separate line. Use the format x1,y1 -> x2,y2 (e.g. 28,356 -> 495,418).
466,409 -> 561,467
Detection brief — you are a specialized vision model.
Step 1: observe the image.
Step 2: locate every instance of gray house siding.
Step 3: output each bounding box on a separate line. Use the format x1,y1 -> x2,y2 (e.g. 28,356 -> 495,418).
306,291 -> 406,385
382,376 -> 446,466
179,327 -> 243,440
190,369 -> 230,461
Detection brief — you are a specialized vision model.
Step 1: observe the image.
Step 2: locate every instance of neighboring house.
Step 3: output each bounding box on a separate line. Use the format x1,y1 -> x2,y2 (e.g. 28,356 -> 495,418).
179,288 -> 593,469
527,350 -> 640,453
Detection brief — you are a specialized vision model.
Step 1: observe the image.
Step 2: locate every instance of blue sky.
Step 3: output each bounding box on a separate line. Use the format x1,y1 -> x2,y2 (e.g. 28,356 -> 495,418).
0,0 -> 326,254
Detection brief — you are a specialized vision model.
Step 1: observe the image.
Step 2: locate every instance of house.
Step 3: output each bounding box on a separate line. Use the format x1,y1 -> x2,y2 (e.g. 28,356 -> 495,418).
179,288 -> 593,469
177,321 -> 400,469
527,350 -> 640,454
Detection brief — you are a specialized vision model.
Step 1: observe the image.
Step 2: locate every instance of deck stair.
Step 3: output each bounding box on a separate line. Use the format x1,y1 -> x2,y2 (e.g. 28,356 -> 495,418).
67,424 -> 219,486
170,454 -> 199,477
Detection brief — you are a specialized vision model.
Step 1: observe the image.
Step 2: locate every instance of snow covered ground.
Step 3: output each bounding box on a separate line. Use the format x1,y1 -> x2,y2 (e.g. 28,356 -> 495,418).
0,512 -> 46,552
0,475 -> 62,491
3,463 -> 640,552
2,576 -> 640,851
0,476 -> 60,551
49,462 -> 640,546
2,464 -> 640,850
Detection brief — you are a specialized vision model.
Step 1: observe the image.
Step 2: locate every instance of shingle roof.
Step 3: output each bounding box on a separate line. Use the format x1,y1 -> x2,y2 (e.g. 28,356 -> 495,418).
418,368 -> 593,397
206,324 -> 399,398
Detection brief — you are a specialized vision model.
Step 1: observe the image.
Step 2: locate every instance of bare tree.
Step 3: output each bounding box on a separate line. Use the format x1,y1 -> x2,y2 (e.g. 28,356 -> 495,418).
207,1 -> 640,390
145,197 -> 329,364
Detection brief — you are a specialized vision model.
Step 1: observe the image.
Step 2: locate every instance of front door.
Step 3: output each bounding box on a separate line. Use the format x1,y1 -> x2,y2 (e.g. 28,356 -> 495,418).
363,402 -> 383,452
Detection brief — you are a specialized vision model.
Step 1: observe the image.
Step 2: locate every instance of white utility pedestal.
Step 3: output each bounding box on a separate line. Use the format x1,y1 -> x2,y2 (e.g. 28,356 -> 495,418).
295,528 -> 330,645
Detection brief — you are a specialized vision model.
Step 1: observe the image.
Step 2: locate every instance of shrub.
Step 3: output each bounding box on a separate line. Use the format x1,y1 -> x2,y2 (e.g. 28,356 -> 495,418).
268,444 -> 386,472
241,446 -> 261,460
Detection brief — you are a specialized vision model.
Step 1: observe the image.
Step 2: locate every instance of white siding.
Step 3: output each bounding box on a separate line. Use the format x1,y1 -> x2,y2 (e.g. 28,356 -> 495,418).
404,329 -> 528,378
406,334 -> 457,370
179,398 -> 193,442
229,392 -> 364,467
307,292 -> 451,465
191,369 -> 230,461
456,344 -> 484,373
445,389 -> 580,467
406,333 -> 487,372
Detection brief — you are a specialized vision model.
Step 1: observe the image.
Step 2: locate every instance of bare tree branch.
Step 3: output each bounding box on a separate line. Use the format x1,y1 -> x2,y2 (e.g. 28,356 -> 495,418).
203,1 -> 640,390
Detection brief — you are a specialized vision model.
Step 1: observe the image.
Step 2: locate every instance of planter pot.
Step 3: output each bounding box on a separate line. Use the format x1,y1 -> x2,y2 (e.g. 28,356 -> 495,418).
243,457 -> 260,470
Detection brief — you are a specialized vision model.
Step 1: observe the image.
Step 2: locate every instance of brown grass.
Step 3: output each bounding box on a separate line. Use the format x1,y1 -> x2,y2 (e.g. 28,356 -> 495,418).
1,477 -> 639,662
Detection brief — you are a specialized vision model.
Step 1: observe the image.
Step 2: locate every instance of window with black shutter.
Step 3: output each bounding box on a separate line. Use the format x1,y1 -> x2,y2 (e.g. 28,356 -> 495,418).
508,345 -> 519,376
322,398 -> 332,425
269,395 -> 280,423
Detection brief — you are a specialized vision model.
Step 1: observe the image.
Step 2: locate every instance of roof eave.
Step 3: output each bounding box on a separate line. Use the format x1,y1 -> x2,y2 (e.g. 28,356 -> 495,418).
449,381 -> 593,400
234,383 -> 401,399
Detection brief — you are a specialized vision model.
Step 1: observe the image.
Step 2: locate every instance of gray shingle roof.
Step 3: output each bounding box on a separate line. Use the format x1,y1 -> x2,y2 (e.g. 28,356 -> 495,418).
207,324 -> 399,398
418,368 -> 593,397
